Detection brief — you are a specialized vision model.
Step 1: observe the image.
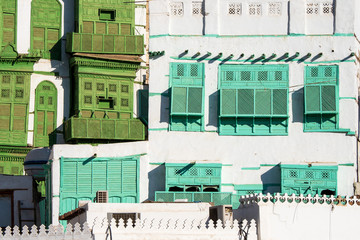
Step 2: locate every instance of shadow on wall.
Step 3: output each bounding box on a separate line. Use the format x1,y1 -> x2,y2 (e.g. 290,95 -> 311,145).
147,164 -> 166,201
207,91 -> 218,127
291,88 -> 303,123
260,165 -> 281,193
160,90 -> 170,123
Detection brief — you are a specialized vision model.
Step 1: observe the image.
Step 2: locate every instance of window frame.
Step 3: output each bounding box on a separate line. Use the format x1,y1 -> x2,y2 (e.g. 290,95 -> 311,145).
218,64 -> 289,136
303,65 -> 339,132
169,62 -> 205,132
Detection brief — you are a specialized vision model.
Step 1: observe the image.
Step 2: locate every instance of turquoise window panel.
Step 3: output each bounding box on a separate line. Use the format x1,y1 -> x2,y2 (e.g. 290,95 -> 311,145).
59,156 -> 139,215
219,64 -> 289,135
280,164 -> 338,196
165,163 -> 222,189
155,191 -> 236,207
304,65 -> 339,131
170,63 -> 204,132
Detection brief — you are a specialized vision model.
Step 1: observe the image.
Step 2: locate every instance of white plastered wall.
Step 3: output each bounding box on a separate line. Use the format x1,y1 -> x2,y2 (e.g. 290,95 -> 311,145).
148,0 -> 359,196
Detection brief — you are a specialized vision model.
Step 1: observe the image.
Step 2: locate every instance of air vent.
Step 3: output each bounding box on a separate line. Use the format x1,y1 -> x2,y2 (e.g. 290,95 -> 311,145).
96,190 -> 108,203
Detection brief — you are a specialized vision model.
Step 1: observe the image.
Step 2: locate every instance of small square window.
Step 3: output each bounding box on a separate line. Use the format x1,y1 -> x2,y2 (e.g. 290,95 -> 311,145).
249,3 -> 262,16
170,2 -> 184,16
268,2 -> 282,16
99,9 -> 116,21
192,2 -> 203,16
228,3 -> 242,15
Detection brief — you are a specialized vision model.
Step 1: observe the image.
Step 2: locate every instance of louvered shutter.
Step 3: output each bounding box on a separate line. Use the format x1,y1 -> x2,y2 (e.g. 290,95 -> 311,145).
321,85 -> 336,112
122,160 -> 137,193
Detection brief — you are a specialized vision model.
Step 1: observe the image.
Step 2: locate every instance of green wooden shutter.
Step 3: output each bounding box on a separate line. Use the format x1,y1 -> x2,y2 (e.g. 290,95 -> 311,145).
2,13 -> 15,45
255,89 -> 271,115
187,87 -> 202,113
221,89 -> 236,115
172,87 -> 187,113
92,161 -> 107,192
305,86 -> 320,112
238,89 -> 254,115
108,160 -> 122,192
321,85 -> 336,112
273,89 -> 287,115
122,160 -> 137,193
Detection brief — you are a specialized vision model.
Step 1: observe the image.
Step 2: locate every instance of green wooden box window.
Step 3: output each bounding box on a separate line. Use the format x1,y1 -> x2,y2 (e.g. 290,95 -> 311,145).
218,65 -> 289,135
280,164 -> 338,196
304,65 -> 338,131
170,63 -> 204,132
165,163 -> 221,191
59,156 -> 140,215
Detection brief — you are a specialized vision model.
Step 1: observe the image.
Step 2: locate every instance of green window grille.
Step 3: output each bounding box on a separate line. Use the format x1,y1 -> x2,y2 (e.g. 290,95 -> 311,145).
304,65 -> 338,131
280,164 -> 338,196
170,63 -> 204,132
219,65 -> 289,135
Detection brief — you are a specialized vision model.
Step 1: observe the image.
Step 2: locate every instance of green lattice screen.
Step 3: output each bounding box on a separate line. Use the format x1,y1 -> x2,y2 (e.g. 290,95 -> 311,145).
304,65 -> 338,131
0,73 -> 30,146
170,63 -> 204,132
77,76 -> 133,119
31,0 -> 61,60
219,65 -> 289,135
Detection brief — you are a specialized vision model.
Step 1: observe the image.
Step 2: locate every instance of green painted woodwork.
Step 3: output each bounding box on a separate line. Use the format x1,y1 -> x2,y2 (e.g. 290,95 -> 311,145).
1,0 -> 17,48
30,0 -> 62,60
138,89 -> 148,125
66,33 -> 144,55
218,64 -> 289,135
304,65 -> 339,131
169,63 -> 205,132
0,146 -> 31,175
59,156 -> 140,215
0,72 -> 30,146
67,0 -> 142,55
34,81 -> 57,147
165,163 -> 222,190
64,117 -> 145,142
155,191 -> 236,207
234,184 -> 263,196
280,164 -> 338,196
75,0 -> 135,35
65,57 -> 145,142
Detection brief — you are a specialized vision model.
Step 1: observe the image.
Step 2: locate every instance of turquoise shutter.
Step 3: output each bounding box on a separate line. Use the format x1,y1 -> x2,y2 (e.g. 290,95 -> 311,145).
237,89 -> 254,115
108,160 -> 122,192
255,89 -> 271,115
92,161 -> 107,191
172,87 -> 187,113
321,85 -> 336,112
62,161 -> 77,193
122,160 -> 137,193
221,89 -> 236,115
273,89 -> 287,115
187,87 -> 202,113
77,161 -> 91,194
305,86 -> 321,112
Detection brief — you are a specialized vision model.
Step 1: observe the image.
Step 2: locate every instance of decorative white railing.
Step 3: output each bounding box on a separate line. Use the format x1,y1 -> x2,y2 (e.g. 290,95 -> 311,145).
0,218 -> 258,240
239,192 -> 360,206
